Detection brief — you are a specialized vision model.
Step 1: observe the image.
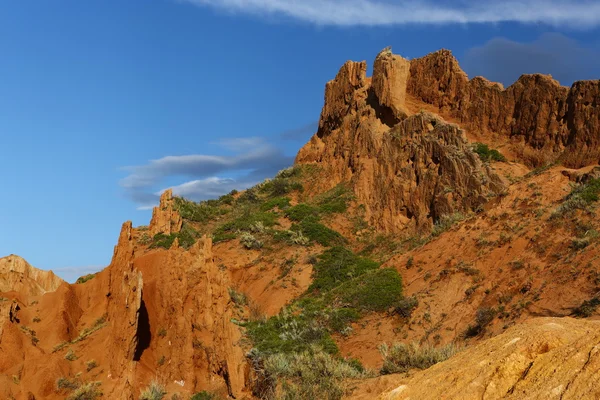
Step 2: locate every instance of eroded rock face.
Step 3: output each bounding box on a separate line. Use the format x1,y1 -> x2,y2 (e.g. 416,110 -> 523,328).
149,189 -> 183,236
0,255 -> 64,296
297,52 -> 505,233
375,318 -> 600,400
407,49 -> 600,167
297,47 -> 599,233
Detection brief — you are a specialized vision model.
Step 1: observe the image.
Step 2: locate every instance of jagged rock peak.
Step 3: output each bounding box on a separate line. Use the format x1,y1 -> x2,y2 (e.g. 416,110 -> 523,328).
149,189 -> 182,236
309,47 -> 600,169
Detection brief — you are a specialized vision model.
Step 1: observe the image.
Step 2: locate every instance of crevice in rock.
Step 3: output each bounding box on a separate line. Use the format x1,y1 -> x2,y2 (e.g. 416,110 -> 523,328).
367,88 -> 402,128
560,345 -> 598,399
507,361 -> 534,395
218,360 -> 235,398
133,299 -> 151,361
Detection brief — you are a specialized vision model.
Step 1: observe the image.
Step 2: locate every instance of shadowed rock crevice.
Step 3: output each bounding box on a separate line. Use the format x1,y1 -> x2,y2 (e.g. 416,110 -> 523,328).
133,299 -> 151,361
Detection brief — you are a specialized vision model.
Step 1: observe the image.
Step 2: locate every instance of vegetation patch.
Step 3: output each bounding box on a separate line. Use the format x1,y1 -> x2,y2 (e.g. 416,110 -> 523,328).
394,296 -> 419,318
150,224 -> 200,250
139,380 -> 167,400
432,213 -> 467,237
327,269 -> 403,312
248,347 -> 367,400
472,143 -> 506,162
308,247 -> 379,293
260,196 -> 291,212
573,297 -> 600,318
286,204 -> 320,222
173,196 -> 229,223
75,273 -> 96,284
379,342 -> 461,374
245,309 -> 338,355
464,307 -> 496,338
315,184 -> 353,214
229,288 -> 248,306
191,392 -> 218,400
215,211 -> 278,235
292,219 -> 345,247
67,382 -> 102,400
552,178 -> 600,218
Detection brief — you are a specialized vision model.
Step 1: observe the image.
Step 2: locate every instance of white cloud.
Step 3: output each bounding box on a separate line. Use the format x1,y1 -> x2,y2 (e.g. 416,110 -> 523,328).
161,176 -> 259,199
120,137 -> 294,208
182,0 -> 600,27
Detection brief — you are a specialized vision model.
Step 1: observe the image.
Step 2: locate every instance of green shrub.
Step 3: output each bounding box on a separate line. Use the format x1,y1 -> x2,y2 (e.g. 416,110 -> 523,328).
552,178 -> 600,218
65,349 -> 78,361
86,360 -> 98,372
395,296 -> 419,318
212,232 -> 237,244
327,269 -> 403,312
240,232 -> 263,249
173,197 -> 228,223
308,247 -> 379,293
75,274 -> 96,284
67,382 -> 102,400
260,196 -> 291,211
465,307 -> 497,337
573,297 -> 600,318
150,233 -> 177,249
237,188 -> 261,204
229,288 -> 248,306
472,143 -> 506,162
249,346 -> 365,400
286,204 -> 320,222
259,178 -> 303,197
327,308 -> 361,333
276,166 -> 302,179
139,380 -> 166,400
316,185 -> 353,214
218,193 -> 235,205
432,213 -> 466,237
215,211 -> 278,235
190,392 -> 215,400
245,310 -> 337,355
293,220 -> 345,247
57,377 -> 80,390
379,342 -> 460,374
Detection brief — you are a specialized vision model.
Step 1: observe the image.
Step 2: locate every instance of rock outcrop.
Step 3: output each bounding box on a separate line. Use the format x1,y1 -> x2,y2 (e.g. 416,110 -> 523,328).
297,47 -> 600,233
406,50 -> 600,167
0,255 -> 64,296
149,189 -> 183,236
298,50 -> 505,233
374,317 -> 600,400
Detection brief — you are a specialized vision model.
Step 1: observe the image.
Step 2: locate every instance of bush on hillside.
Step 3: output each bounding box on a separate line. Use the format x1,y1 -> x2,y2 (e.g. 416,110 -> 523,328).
379,342 -> 461,374
472,143 -> 506,162
308,247 -> 379,293
327,269 -> 403,312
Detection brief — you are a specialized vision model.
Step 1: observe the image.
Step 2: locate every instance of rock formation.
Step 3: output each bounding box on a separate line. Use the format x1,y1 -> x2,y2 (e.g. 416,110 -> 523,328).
149,189 -> 183,236
297,48 -> 600,233
406,50 -> 600,167
297,50 -> 506,233
373,317 -> 600,400
0,255 -> 64,296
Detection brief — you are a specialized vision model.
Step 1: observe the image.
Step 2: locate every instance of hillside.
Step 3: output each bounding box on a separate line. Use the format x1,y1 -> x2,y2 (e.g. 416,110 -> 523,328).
1,48 -> 599,400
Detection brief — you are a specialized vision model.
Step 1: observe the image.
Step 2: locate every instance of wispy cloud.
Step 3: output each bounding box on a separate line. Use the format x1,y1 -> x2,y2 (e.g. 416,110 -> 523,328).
120,137 -> 294,208
182,0 -> 600,27
462,33 -> 600,86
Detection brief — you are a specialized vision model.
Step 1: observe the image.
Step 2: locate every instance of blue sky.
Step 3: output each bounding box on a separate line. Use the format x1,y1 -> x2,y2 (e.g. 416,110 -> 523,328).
1,0 -> 599,282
